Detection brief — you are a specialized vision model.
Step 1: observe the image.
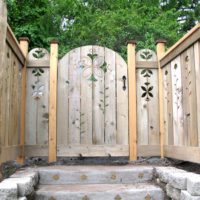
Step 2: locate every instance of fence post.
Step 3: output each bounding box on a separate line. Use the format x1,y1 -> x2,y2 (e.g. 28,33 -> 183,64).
49,40 -> 59,162
156,39 -> 166,159
17,37 -> 29,164
127,40 -> 137,161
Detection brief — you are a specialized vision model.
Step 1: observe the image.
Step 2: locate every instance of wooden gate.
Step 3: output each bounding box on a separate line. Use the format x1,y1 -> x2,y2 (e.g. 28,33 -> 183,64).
57,45 -> 128,156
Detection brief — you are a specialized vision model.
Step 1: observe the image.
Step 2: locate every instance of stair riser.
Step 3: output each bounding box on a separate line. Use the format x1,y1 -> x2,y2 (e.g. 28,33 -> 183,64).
35,190 -> 163,200
39,169 -> 153,185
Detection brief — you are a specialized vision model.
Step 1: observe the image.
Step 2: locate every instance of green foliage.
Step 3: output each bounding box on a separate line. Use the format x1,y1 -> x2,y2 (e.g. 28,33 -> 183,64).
6,0 -> 199,61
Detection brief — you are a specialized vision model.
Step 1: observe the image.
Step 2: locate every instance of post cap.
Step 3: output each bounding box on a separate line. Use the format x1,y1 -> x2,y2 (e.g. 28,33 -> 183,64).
126,40 -> 137,45
155,39 -> 167,45
19,37 -> 29,42
50,40 -> 59,45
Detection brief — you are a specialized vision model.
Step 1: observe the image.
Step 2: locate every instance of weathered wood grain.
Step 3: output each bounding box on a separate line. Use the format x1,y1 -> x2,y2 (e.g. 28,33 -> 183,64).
104,47 -> 116,144
136,69 -> 148,145
171,56 -> 184,145
37,68 -> 49,145
116,52 -> 128,145
181,46 -> 198,146
57,54 -> 69,145
194,42 -> 200,146
162,64 -> 173,145
68,48 -> 81,144
80,46 -> 93,144
148,69 -> 159,145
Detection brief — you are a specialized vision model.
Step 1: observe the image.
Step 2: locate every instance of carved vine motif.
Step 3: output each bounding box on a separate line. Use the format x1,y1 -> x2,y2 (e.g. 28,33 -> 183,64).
77,52 -> 109,113
32,49 -> 46,59
141,69 -> 153,101
32,80 -> 44,101
173,64 -> 182,109
184,56 -> 192,96
99,86 -> 109,114
140,50 -> 153,60
71,108 -> 86,134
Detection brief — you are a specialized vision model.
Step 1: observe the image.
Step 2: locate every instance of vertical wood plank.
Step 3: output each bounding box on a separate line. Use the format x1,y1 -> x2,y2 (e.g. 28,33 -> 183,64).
136,69 -> 148,145
148,69 -> 159,145
37,68 -> 49,145
92,46 -> 105,144
171,56 -> 184,145
17,37 -> 29,164
127,41 -> 137,161
49,40 -> 59,162
104,47 -> 116,144
194,42 -> 200,146
68,48 -> 81,144
80,46 -> 93,144
181,47 -> 198,146
116,52 -> 128,145
156,40 -> 166,158
162,64 -> 173,145
57,54 -> 69,145
5,47 -> 12,146
8,48 -> 15,145
0,2 -> 7,172
25,68 -> 37,145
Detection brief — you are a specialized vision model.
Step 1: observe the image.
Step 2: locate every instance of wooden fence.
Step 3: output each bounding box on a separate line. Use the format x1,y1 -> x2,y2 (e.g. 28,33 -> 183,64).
0,0 -> 28,168
161,23 -> 200,163
1,0 -> 200,166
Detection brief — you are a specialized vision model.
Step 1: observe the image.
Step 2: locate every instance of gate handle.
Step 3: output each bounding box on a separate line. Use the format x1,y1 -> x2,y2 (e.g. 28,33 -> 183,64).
122,76 -> 126,91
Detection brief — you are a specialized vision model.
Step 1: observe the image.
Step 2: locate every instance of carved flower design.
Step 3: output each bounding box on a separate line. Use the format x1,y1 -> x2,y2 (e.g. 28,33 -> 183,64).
76,53 -> 107,82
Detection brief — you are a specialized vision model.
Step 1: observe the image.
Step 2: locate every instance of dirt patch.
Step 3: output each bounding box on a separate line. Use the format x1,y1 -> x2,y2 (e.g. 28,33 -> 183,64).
1,156 -> 200,181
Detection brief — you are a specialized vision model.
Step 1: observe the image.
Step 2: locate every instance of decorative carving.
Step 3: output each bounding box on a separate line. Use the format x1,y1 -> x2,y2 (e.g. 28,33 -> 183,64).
75,53 -> 108,82
32,80 -> 44,101
136,49 -> 157,61
32,49 -> 46,59
27,48 -> 50,67
173,64 -> 182,109
141,69 -> 153,101
32,68 -> 44,77
140,50 -> 153,60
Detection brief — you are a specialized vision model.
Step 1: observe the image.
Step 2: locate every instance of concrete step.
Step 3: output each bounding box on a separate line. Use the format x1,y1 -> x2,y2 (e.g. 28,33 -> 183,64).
38,166 -> 153,185
35,183 -> 164,200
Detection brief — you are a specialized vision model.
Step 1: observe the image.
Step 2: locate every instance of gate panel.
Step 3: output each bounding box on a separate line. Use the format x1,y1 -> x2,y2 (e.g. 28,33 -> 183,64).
57,45 -> 128,156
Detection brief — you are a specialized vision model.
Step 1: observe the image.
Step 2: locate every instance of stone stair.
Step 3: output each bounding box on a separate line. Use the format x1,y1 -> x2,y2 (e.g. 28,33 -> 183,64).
34,166 -> 164,200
